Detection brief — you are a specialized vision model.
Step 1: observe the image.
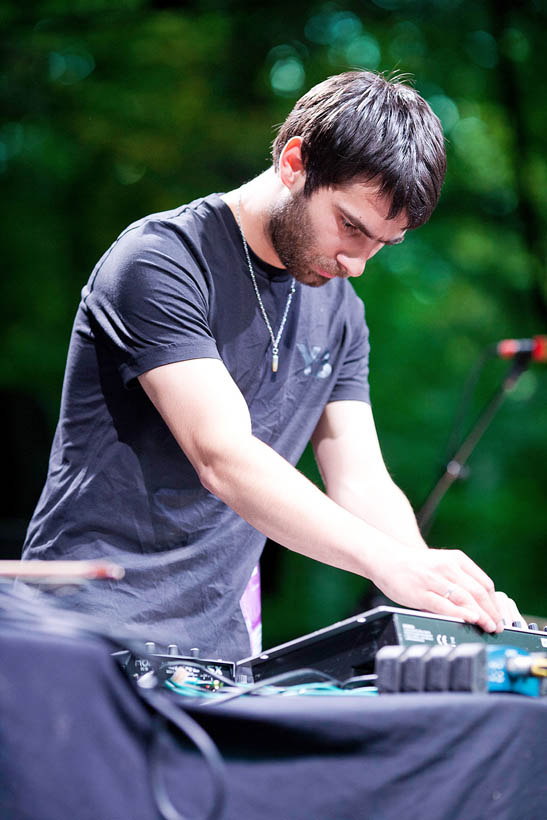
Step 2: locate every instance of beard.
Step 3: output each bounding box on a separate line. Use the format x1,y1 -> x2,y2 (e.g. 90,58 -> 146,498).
267,190 -> 342,288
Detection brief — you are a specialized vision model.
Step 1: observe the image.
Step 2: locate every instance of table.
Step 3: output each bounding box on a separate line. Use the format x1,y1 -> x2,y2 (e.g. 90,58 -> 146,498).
1,622 -> 546,820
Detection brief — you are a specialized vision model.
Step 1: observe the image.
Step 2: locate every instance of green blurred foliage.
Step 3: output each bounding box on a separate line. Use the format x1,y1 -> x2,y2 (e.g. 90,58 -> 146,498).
1,0 -> 546,645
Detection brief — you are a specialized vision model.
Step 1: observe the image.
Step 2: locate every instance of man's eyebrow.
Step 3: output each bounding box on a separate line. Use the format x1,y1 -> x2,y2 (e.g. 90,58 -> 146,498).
338,207 -> 406,246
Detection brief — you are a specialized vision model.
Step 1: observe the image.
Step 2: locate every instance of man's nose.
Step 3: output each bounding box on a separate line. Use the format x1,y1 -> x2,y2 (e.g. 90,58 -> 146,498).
335,252 -> 367,279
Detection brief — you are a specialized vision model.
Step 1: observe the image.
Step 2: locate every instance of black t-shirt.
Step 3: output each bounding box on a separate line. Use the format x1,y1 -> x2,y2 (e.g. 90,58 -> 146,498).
23,194 -> 370,660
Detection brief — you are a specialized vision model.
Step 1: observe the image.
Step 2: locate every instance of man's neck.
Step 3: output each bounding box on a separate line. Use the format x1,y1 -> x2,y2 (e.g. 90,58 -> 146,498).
221,168 -> 286,268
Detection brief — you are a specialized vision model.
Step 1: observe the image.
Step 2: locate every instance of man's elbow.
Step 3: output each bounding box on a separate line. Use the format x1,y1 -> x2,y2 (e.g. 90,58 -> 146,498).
191,447 -> 226,496
192,440 -> 245,501
197,462 -> 225,498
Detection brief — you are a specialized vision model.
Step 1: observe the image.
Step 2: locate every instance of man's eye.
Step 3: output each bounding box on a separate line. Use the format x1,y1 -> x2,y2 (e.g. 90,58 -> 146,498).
341,219 -> 359,234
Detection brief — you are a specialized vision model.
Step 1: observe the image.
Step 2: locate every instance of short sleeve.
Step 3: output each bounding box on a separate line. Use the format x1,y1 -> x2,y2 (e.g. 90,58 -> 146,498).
82,219 -> 221,387
328,288 -> 370,404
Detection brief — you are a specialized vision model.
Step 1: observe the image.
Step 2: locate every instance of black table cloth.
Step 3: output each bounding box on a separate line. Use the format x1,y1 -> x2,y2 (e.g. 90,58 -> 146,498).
1,624 -> 546,820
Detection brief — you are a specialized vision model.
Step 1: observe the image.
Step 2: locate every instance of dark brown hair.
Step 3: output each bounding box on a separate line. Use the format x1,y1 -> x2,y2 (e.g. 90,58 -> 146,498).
272,71 -> 446,228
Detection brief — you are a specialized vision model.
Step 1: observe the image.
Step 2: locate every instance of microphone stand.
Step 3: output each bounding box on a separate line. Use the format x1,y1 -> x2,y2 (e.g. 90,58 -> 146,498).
418,352 -> 532,537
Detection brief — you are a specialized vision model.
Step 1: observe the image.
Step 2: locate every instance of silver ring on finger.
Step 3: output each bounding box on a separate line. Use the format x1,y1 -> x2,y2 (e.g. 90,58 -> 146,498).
442,585 -> 457,600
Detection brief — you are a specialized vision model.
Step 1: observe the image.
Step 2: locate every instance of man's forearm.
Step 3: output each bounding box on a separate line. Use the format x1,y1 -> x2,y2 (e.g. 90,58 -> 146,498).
199,433 -> 409,580
326,475 -> 427,551
199,434 -> 502,633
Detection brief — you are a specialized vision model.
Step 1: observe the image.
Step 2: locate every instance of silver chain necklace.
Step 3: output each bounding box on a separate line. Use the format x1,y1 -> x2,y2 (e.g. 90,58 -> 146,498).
236,194 -> 296,373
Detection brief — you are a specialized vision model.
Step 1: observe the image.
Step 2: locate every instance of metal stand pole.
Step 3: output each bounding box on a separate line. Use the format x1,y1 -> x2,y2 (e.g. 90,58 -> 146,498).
418,353 -> 531,537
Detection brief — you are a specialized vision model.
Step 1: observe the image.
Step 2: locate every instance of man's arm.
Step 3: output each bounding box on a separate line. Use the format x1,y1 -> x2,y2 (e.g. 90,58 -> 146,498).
312,401 -> 426,550
312,400 -> 523,626
139,358 -> 503,632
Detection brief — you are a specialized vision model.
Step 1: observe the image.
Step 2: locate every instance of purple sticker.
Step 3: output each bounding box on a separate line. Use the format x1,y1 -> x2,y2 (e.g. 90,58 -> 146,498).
240,563 -> 262,654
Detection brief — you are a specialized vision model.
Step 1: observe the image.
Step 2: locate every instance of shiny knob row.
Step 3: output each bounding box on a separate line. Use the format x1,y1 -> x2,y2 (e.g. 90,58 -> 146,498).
511,622 -> 546,631
143,641 -> 202,656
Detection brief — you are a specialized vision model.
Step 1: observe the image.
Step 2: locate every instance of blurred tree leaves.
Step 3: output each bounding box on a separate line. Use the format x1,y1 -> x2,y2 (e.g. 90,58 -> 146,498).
1,0 -> 545,642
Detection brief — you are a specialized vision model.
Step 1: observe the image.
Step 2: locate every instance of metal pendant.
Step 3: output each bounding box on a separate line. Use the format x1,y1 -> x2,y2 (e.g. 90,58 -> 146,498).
272,353 -> 279,373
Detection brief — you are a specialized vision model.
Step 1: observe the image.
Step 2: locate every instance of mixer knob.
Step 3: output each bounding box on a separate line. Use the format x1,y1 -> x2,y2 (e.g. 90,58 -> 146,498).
145,641 -> 156,653
167,644 -> 180,656
511,621 -> 522,628
528,623 -> 539,631
190,647 -> 200,657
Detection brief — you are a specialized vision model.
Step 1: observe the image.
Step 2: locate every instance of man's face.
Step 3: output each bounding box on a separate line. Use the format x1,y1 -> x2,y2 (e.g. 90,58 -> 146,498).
267,180 -> 408,287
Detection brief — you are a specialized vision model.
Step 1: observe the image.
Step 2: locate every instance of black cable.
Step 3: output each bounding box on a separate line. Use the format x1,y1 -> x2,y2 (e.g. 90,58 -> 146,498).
201,667 -> 343,707
141,689 -> 227,820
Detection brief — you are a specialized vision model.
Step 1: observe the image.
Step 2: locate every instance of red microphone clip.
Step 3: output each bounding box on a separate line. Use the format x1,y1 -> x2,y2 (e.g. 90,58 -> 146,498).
496,335 -> 547,363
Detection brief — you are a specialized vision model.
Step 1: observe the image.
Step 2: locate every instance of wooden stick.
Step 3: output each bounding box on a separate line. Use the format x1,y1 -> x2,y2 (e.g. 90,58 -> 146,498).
0,560 -> 125,580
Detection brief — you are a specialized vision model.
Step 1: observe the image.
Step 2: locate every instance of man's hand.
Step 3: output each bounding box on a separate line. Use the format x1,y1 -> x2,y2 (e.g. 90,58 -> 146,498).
370,546 -> 504,633
312,401 -> 507,631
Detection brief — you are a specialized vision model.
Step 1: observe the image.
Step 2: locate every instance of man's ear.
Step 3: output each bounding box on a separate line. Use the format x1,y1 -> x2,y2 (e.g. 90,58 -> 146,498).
278,136 -> 306,191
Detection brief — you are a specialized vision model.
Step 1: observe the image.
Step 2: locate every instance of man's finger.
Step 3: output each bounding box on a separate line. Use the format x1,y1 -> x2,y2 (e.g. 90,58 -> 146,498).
496,591 -> 526,627
430,585 -> 498,633
422,590 -> 482,628
450,570 -> 504,631
454,551 -> 502,625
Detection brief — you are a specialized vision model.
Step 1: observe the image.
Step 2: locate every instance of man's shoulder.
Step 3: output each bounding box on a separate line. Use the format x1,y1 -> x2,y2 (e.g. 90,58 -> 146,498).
90,193 -> 238,278
83,192 -> 245,307
117,192 -> 228,246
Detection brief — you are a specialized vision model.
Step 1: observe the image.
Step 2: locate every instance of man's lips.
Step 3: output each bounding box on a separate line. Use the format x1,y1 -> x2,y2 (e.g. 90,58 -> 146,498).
317,268 -> 338,279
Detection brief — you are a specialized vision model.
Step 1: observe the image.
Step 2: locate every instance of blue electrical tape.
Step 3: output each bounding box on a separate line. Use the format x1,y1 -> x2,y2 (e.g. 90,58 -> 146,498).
486,646 -> 542,697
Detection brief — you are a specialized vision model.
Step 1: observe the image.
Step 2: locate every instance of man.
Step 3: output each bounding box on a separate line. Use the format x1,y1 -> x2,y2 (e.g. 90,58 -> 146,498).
23,71 -> 515,661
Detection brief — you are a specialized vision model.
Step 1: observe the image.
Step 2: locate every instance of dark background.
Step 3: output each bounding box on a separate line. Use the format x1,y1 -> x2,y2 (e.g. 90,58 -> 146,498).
2,0 -> 546,647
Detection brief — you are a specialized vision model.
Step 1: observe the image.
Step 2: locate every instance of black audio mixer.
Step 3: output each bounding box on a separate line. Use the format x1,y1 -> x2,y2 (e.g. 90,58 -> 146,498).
116,642 -> 235,689
237,606 -> 547,683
